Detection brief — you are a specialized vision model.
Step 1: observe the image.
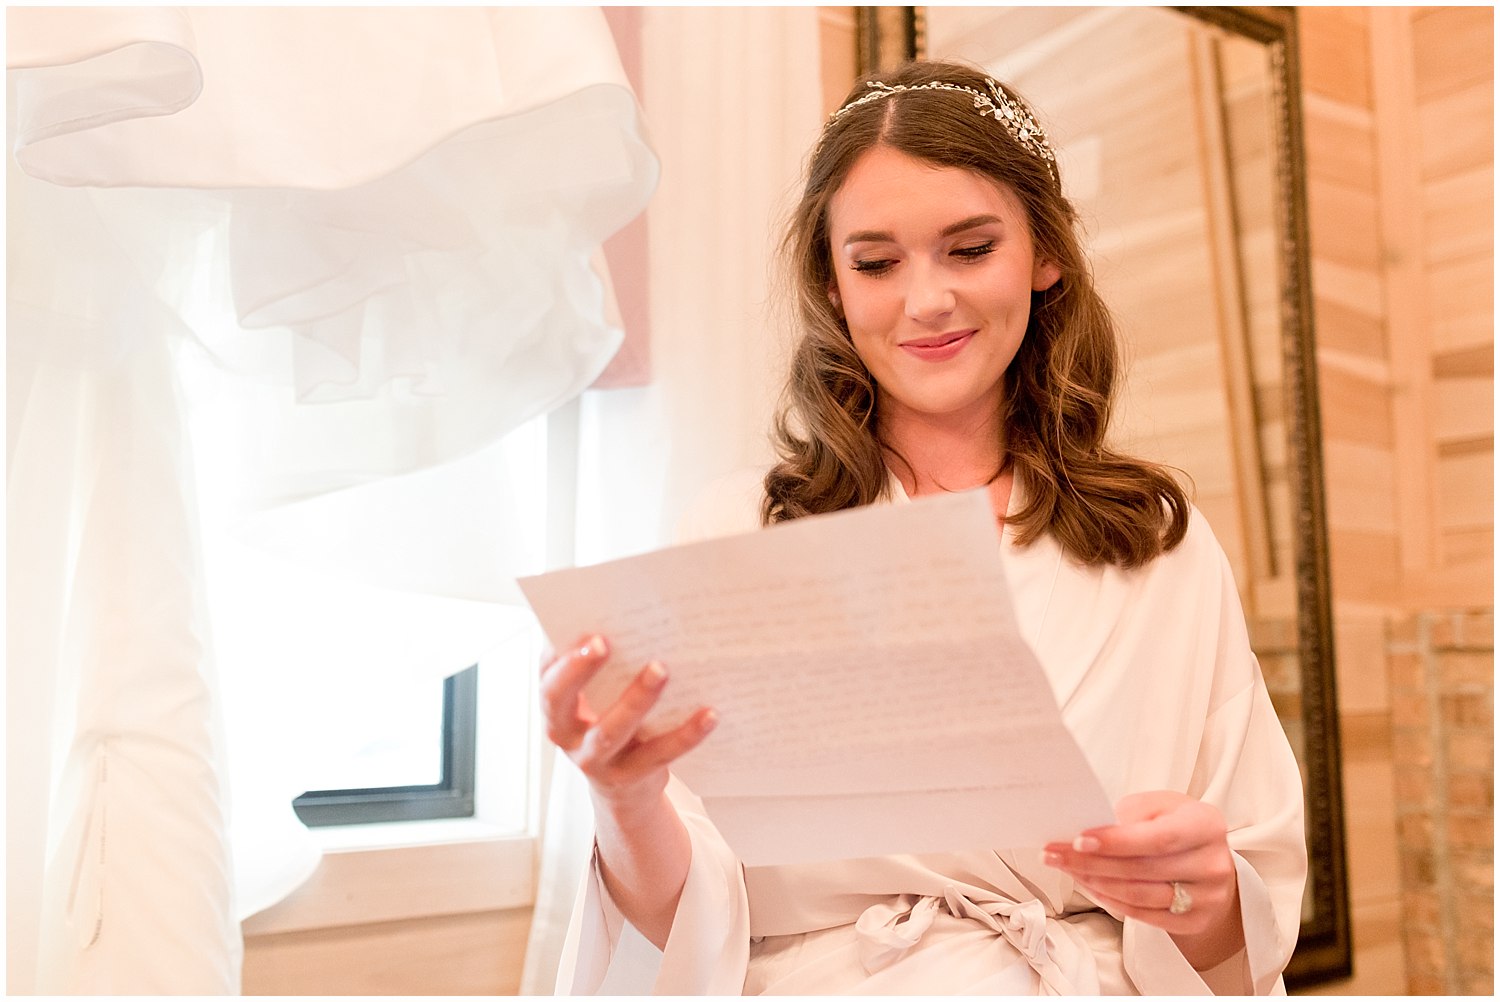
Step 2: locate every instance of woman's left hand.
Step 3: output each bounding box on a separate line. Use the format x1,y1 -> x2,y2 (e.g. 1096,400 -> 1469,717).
1042,791 -> 1244,965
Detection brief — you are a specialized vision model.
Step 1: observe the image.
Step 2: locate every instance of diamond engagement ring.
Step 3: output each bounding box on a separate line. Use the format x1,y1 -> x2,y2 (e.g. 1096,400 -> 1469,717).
1169,881 -> 1193,915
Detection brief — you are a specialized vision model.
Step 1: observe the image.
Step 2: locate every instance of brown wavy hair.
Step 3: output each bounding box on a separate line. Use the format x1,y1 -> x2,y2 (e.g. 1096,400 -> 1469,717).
762,60 -> 1188,568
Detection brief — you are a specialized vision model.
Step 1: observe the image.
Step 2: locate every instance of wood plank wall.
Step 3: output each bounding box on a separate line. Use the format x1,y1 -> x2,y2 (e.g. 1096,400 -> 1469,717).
1300,5 -> 1492,996
1370,6 -> 1493,996
1373,6 -> 1494,603
1294,9 -> 1409,994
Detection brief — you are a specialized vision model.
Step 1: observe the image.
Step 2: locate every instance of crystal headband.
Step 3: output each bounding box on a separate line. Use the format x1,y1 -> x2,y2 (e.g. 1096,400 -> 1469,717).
826,78 -> 1058,183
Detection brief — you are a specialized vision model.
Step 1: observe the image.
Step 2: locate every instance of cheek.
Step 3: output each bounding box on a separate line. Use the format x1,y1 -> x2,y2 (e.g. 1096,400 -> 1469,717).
843,306 -> 893,372
839,284 -> 899,336
845,326 -> 899,386
846,328 -> 880,372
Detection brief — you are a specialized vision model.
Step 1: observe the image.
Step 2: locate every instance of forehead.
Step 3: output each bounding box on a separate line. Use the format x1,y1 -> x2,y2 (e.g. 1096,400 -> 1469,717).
827,145 -> 1027,239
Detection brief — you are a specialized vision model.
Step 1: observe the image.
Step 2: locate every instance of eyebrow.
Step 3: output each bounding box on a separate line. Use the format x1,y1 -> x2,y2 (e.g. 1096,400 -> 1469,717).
841,214 -> 1005,248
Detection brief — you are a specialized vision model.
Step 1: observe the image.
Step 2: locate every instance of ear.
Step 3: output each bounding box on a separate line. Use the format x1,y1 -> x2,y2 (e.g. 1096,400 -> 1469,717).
827,283 -> 843,315
1032,259 -> 1061,292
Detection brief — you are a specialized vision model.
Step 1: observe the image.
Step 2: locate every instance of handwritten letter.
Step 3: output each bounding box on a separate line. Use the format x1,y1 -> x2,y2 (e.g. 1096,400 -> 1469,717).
518,490 -> 1115,864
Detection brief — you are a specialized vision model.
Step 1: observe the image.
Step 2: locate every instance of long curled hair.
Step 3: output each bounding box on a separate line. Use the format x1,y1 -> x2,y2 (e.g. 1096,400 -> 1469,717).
763,60 -> 1188,568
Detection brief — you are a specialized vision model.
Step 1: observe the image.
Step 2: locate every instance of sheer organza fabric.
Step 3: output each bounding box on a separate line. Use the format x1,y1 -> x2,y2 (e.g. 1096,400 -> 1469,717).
7,8 -> 655,991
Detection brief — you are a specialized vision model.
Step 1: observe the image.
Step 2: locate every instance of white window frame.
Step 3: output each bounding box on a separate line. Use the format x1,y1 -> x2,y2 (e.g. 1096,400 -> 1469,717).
241,397 -> 582,937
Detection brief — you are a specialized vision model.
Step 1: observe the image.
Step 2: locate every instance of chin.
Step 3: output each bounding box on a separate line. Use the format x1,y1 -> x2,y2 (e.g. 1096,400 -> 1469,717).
886,386 -> 1002,422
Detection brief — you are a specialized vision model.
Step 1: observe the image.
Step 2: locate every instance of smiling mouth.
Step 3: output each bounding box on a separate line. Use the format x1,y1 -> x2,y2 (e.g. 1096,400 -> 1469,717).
901,331 -> 974,349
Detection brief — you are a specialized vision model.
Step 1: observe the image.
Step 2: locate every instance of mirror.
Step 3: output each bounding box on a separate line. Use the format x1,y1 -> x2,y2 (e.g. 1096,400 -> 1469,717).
857,6 -> 1350,987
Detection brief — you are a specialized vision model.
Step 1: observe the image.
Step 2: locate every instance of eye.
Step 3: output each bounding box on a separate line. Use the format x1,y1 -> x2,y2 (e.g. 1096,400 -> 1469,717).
952,241 -> 995,261
851,258 -> 896,275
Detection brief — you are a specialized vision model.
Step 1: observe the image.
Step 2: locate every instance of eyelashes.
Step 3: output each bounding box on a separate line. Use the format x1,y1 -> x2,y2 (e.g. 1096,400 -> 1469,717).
850,241 -> 996,275
952,241 -> 996,260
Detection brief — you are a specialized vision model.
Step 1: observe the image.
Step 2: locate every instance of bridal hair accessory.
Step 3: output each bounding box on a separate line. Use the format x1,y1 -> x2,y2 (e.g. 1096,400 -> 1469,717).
1168,880 -> 1194,915
826,78 -> 1058,183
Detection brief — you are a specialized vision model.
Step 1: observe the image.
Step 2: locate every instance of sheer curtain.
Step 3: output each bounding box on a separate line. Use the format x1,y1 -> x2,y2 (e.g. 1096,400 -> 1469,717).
520,7 -> 825,992
6,8 -> 655,993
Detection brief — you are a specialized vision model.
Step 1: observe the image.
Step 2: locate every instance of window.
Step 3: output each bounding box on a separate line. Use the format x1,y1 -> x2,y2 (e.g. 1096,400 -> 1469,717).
179,335 -> 569,847
291,664 -> 479,826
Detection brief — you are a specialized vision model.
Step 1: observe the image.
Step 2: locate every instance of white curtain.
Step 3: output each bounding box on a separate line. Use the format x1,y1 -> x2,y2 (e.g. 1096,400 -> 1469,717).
7,8 -> 655,993
520,7 -> 825,992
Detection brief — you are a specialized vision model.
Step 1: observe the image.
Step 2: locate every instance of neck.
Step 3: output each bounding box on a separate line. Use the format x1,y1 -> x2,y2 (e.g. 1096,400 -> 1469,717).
878,397 -> 1006,497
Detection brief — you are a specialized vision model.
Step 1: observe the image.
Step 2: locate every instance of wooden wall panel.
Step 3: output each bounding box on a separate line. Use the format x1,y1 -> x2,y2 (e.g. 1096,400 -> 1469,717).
1317,364 -> 1396,450
1411,6 -> 1495,98
1442,527 -> 1493,569
1400,3 -> 1494,601
1298,6 -> 1406,994
1428,253 -> 1494,356
1434,374 -> 1494,444
1301,8 -> 1374,107
1436,450 -> 1493,531
1301,98 -> 1378,190
1309,4 -> 1496,995
1424,166 -> 1493,264
1313,297 -> 1386,362
1302,714 -> 1408,996
1324,441 -> 1399,534
1308,180 -> 1383,269
1417,84 -> 1494,179
818,6 -> 856,117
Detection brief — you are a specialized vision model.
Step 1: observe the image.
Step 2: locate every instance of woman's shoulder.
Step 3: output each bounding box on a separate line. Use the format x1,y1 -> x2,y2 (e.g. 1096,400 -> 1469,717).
1177,503 -> 1232,566
1125,501 -> 1236,594
675,466 -> 768,545
1044,501 -> 1231,586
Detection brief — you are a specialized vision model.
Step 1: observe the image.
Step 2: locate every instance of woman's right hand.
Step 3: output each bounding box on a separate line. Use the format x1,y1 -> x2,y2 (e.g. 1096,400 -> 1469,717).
540,633 -> 718,811
541,634 -> 717,948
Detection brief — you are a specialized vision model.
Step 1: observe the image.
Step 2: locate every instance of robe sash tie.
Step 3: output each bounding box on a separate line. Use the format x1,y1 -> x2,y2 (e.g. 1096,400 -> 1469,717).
853,886 -> 1080,995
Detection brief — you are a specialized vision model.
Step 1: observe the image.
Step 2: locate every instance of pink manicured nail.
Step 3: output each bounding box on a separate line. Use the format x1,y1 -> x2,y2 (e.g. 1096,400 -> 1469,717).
641,661 -> 667,687
1043,851 -> 1062,867
701,709 -> 719,731
582,634 -> 608,658
1073,835 -> 1101,853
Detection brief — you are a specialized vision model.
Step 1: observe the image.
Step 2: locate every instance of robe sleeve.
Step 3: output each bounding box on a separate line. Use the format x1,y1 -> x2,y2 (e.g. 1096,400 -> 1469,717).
558,776 -> 751,994
1198,679 -> 1307,994
557,471 -> 762,995
1122,515 -> 1307,996
1122,681 -> 1305,995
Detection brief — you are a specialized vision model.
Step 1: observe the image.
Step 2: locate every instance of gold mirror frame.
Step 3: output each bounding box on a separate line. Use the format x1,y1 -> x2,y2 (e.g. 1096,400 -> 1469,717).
856,6 -> 1351,987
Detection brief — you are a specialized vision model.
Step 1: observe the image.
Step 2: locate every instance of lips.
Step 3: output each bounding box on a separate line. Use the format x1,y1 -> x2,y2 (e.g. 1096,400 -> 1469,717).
899,330 -> 975,361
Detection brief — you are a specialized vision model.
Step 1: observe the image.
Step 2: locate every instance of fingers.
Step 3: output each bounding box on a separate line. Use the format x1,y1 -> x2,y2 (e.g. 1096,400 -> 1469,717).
1044,840 -> 1233,885
539,634 -> 718,801
539,634 -> 610,751
575,661 -> 669,767
1044,795 -> 1225,862
1041,791 -> 1239,934
1067,879 -> 1229,935
1067,872 -> 1181,911
616,707 -> 720,774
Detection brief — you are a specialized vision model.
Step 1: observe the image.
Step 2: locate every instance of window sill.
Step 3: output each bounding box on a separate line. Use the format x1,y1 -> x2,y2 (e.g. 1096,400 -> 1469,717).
241,820 -> 536,937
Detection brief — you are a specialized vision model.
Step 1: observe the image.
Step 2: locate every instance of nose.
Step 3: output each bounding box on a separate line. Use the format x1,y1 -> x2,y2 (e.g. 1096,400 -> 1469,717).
903,261 -> 956,323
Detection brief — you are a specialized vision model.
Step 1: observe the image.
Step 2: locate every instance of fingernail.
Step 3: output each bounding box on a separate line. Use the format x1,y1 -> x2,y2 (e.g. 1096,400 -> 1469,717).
701,709 -> 719,732
642,661 -> 666,687
582,634 -> 607,658
1042,851 -> 1062,867
1073,835 -> 1101,853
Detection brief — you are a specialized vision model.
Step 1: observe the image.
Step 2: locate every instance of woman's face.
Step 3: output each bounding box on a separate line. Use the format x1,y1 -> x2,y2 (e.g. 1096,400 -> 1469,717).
825,145 -> 1059,430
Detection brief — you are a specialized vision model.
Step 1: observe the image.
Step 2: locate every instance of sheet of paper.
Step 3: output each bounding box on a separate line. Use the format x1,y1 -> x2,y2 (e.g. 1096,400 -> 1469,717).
517,489 -> 1115,864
